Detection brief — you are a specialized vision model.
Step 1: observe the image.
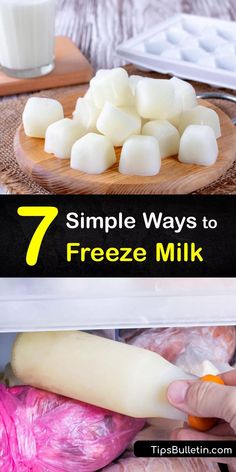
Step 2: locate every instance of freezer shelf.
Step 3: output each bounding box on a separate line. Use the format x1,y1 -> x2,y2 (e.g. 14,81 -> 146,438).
0,278 -> 235,332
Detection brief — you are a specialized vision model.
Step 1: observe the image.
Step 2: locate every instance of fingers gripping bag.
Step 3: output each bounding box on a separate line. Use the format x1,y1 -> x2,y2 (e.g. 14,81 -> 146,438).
0,385 -> 144,472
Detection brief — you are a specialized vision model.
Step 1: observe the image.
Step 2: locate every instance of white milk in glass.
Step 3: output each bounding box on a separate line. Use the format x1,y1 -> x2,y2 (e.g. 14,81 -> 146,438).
0,0 -> 55,78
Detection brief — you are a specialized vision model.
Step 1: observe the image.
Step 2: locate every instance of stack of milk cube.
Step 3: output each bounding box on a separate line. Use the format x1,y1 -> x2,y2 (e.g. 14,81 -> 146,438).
23,67 -> 221,176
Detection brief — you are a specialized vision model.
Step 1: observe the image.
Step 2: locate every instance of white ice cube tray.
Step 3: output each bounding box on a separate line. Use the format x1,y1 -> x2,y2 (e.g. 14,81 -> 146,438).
117,14 -> 236,90
0,278 -> 236,332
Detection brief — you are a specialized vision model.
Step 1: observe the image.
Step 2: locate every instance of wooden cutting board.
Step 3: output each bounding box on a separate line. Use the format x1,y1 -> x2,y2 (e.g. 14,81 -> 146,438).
14,93 -> 236,195
0,37 -> 93,97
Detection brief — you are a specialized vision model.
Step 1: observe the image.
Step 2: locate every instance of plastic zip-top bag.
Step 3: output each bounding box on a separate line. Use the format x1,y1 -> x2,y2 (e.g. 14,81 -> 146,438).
0,278 -> 236,332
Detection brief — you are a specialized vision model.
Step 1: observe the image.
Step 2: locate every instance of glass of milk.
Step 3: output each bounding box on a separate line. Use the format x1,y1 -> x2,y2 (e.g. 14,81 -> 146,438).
0,0 -> 55,78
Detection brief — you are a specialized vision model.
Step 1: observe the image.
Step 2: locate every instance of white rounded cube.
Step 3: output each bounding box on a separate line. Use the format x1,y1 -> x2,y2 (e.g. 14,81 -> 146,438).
170,77 -> 197,111
83,88 -> 92,100
95,69 -> 111,79
167,77 -> 197,127
45,118 -> 86,159
119,135 -> 161,176
97,102 -> 141,146
129,75 -> 144,95
71,133 -> 116,174
166,94 -> 182,128
90,67 -> 134,108
142,120 -> 180,158
179,105 -> 221,138
73,97 -> 100,132
178,125 -> 219,166
135,78 -> 175,119
23,97 -> 64,138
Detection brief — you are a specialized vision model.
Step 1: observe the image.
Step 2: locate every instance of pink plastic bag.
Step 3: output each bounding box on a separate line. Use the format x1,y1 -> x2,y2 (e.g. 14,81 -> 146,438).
0,385 -> 144,472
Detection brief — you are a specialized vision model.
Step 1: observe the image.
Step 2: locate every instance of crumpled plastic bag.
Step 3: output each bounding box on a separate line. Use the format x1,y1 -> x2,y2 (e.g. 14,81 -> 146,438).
102,453 -> 220,471
0,385 -> 144,472
127,326 -> 236,375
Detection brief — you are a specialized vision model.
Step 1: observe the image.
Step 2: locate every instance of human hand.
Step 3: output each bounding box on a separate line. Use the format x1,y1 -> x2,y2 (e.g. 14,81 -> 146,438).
167,369 -> 236,468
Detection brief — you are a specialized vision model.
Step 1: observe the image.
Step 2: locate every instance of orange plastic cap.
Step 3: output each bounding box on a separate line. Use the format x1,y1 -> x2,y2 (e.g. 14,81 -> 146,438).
188,374 -> 225,432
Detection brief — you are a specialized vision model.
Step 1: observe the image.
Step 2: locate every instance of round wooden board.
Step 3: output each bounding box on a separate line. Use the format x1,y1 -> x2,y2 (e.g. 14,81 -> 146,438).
14,93 -> 236,194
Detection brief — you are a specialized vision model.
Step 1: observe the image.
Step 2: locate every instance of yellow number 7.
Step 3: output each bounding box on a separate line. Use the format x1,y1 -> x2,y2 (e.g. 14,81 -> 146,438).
17,206 -> 58,266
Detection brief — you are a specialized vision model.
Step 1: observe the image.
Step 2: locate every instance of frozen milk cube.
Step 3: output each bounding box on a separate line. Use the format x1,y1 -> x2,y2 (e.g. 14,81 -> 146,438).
90,67 -> 134,108
45,118 -> 86,159
179,105 -> 221,138
83,88 -> 93,101
166,93 -> 182,128
73,98 -> 100,131
97,102 -> 141,146
119,135 -> 161,176
135,78 -> 175,119
179,125 -> 218,166
170,77 -> 197,111
71,133 -> 116,174
142,120 -> 180,158
23,97 -> 64,138
95,69 -> 111,79
167,77 -> 197,127
129,75 -> 144,95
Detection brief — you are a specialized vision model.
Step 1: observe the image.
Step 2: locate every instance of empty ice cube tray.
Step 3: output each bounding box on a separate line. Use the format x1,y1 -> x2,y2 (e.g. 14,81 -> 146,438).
117,14 -> 236,89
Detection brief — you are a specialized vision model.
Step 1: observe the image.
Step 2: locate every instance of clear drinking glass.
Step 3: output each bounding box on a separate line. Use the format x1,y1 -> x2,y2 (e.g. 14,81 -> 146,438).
0,0 -> 55,78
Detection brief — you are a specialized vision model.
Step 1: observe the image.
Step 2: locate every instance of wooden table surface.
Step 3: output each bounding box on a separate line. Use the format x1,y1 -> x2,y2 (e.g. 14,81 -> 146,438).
1,0 -> 236,193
